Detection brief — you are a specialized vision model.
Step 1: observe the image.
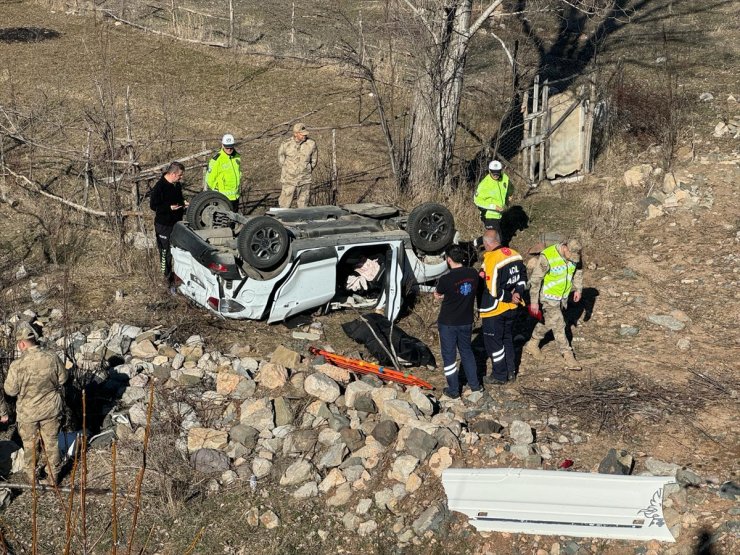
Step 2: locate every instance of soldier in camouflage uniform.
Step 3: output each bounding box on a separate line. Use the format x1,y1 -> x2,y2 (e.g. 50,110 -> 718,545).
277,122 -> 318,208
5,326 -> 68,483
524,238 -> 584,370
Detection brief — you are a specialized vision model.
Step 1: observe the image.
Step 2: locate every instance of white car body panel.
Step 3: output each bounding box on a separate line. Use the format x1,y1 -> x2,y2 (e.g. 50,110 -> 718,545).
172,236 -> 449,322
442,468 -> 676,542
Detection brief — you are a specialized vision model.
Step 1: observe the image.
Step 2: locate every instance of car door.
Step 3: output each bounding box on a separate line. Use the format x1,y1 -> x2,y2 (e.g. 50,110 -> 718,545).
267,247 -> 338,323
381,241 -> 405,321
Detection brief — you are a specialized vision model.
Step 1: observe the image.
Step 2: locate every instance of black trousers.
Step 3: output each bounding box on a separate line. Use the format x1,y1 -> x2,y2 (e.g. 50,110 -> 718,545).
154,223 -> 174,281
482,312 -> 516,382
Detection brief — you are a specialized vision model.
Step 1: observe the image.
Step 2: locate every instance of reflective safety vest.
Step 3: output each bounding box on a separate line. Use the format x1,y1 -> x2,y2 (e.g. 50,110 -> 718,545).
541,244 -> 576,302
474,173 -> 509,220
479,246 -> 524,318
206,149 -> 241,200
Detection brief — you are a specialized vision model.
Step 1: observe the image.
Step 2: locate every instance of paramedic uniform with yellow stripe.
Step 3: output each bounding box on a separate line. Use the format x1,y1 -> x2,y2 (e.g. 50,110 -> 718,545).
479,246 -> 527,383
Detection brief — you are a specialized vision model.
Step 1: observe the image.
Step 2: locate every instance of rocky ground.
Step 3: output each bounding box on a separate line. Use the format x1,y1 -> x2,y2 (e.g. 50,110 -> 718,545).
1,112 -> 739,555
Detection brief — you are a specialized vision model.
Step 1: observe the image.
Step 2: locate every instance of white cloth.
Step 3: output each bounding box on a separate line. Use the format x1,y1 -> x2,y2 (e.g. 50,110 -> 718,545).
346,258 -> 382,291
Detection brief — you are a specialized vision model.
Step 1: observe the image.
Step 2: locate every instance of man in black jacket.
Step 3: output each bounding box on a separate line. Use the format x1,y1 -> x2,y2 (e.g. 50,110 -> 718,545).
149,162 -> 187,286
434,245 -> 481,399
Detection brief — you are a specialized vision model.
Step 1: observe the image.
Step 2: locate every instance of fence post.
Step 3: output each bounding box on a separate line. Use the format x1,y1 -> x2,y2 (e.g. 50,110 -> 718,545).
290,2 -> 295,47
539,80 -> 549,183
521,90 -> 529,182
529,75 -> 539,186
202,141 -> 209,190
331,129 -> 338,203
124,86 -> 140,211
228,0 -> 235,48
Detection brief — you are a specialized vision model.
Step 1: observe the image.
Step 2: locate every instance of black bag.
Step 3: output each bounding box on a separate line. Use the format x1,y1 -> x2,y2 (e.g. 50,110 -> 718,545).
341,313 -> 435,367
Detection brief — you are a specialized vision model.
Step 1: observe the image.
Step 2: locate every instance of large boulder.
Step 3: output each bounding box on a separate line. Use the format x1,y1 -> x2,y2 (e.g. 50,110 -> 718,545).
345,381 -> 376,408
256,362 -> 289,389
623,164 -> 652,188
187,428 -> 228,453
380,399 -> 418,426
304,373 -> 341,403
405,428 -> 437,461
270,345 -> 301,369
314,363 -> 351,384
190,448 -> 229,473
239,397 -> 275,431
280,459 -> 315,486
371,420 -> 399,447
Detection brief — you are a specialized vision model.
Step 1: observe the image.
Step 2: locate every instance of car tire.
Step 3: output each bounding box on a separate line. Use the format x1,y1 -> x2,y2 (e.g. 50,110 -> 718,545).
407,203 -> 455,253
237,216 -> 290,271
186,191 -> 233,230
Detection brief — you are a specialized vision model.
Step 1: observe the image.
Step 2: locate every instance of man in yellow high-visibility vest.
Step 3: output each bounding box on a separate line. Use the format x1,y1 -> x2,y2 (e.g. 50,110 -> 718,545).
474,160 -> 510,236
524,238 -> 584,370
206,134 -> 241,212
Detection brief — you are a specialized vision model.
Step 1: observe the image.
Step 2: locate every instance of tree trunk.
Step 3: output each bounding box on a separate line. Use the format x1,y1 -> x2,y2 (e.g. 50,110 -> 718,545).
407,1 -> 472,195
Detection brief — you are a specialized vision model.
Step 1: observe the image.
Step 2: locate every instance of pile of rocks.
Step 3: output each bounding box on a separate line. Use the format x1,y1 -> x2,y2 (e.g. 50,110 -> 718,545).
622,164 -> 714,220
713,116 -> 740,138
7,309 -> 733,552
2,309 -> 558,546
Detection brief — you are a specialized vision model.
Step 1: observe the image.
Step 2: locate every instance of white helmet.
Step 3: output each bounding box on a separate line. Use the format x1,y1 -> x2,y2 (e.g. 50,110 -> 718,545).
488,160 -> 503,172
222,133 -> 236,147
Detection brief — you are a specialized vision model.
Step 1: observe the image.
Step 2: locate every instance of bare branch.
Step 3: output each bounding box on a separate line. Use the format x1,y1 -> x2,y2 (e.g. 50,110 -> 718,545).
469,0 -> 506,36
400,0 -> 437,42
5,166 -> 142,217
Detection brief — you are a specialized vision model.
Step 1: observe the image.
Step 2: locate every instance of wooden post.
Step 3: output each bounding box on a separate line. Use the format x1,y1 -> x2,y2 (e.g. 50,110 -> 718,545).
0,128 -> 6,201
170,0 -> 177,33
290,2 -> 295,46
539,80 -> 549,183
202,141 -> 209,190
83,129 -> 92,208
124,86 -> 139,210
331,128 -> 338,204
529,75 -> 539,186
521,90 -> 529,182
228,0 -> 235,48
358,10 -> 363,124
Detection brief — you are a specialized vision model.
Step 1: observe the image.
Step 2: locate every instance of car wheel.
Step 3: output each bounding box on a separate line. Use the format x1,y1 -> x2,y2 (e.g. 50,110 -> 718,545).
237,216 -> 290,271
186,191 -> 233,230
407,203 -> 455,253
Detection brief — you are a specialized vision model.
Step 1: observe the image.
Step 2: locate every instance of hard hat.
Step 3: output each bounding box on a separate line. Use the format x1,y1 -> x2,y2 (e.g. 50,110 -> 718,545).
488,160 -> 503,172
221,134 -> 236,146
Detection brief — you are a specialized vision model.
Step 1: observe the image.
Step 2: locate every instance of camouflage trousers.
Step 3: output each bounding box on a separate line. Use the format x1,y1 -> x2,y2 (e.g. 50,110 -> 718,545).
278,179 -> 311,209
18,418 -> 61,480
530,301 -> 572,354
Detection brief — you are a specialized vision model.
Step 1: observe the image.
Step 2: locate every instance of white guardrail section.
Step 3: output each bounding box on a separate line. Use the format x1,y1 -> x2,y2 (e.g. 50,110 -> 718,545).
442,468 -> 676,542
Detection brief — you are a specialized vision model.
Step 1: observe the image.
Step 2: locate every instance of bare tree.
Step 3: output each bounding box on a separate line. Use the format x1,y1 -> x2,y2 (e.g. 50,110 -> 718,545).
401,0 -> 507,193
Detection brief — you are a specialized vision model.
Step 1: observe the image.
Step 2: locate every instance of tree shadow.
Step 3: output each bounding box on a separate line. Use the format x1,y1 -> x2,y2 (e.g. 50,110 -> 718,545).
501,205 -> 530,246
462,0 -> 734,187
517,287 -> 600,351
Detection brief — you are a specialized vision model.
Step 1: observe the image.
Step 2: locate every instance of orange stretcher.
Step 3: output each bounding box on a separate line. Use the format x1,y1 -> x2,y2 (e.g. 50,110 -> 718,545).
308,347 -> 434,390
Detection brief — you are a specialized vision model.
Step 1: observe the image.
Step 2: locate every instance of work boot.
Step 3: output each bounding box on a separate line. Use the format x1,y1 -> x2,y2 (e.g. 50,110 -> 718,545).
562,351 -> 582,371
523,340 -> 542,360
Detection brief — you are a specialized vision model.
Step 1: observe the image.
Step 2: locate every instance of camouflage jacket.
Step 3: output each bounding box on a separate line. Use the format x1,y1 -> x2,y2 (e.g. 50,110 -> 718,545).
4,346 -> 68,423
278,137 -> 317,183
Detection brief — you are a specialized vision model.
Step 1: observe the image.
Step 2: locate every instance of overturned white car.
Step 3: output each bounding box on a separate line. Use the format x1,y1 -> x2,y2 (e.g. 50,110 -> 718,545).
170,191 -> 455,323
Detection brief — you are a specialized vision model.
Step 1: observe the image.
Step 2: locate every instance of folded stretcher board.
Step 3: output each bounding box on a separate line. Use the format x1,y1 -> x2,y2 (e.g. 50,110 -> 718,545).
442,468 -> 676,542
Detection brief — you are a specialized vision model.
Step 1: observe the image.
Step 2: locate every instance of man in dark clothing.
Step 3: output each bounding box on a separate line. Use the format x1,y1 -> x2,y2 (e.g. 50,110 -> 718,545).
434,245 -> 481,399
478,230 -> 527,385
149,161 -> 186,285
